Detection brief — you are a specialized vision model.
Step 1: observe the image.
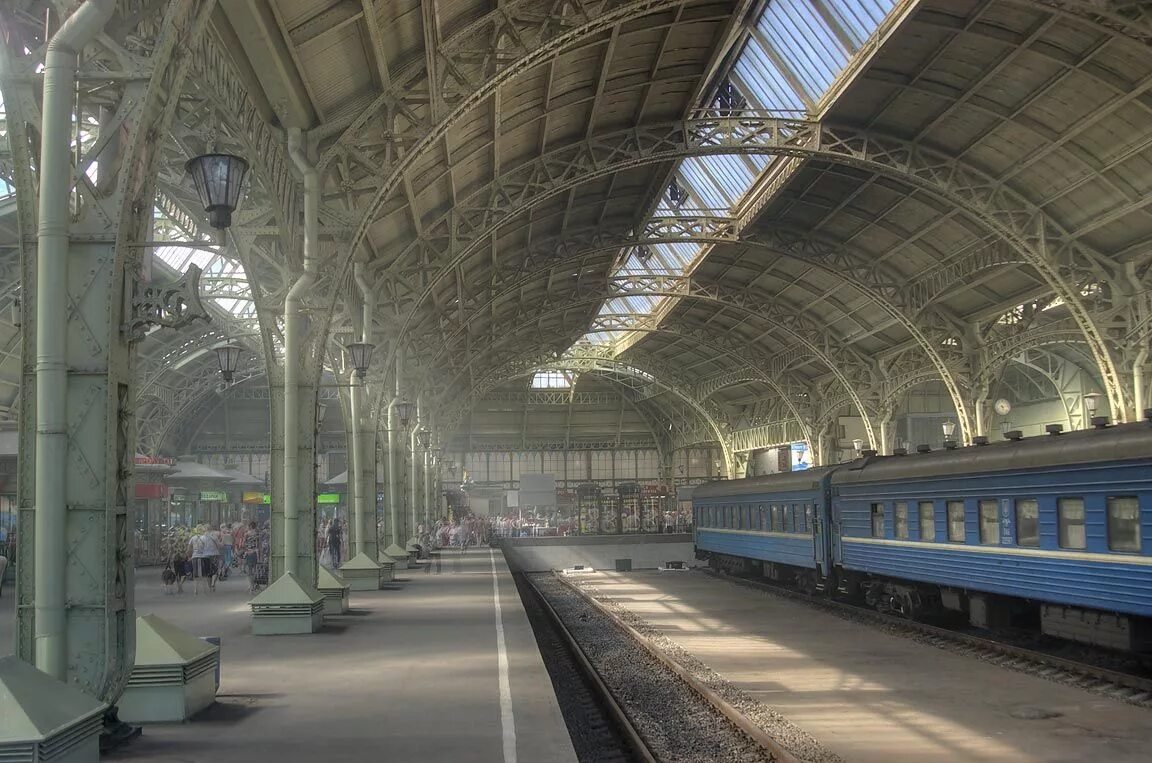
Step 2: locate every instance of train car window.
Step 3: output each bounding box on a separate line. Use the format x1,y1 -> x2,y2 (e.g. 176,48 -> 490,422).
1107,497 -> 1141,552
919,502 -> 936,541
978,500 -> 999,545
784,505 -> 793,533
1057,498 -> 1086,549
771,505 -> 783,532
805,504 -> 814,534
894,502 -> 909,540
754,504 -> 763,531
947,501 -> 965,542
1015,499 -> 1039,547
795,504 -> 806,534
871,503 -> 885,538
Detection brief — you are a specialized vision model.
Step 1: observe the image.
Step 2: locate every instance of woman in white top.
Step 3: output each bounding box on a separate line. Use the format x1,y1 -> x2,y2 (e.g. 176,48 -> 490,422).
188,526 -> 220,594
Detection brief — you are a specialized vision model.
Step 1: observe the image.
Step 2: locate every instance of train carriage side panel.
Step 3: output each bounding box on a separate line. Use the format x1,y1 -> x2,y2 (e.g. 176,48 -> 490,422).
693,468 -> 837,572
831,425 -> 1152,619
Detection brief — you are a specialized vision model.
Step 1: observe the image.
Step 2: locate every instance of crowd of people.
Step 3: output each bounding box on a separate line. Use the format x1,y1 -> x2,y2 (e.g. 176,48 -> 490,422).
164,520 -> 270,595
421,514 -> 492,550
489,507 -> 695,537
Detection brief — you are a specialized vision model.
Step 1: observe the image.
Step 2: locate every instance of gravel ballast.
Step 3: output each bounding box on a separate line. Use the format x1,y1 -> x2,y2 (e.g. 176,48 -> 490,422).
530,573 -> 841,763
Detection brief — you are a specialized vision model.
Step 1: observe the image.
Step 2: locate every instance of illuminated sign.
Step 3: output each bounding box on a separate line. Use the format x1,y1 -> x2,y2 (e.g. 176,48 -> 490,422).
316,493 -> 341,504
790,442 -> 810,472
200,490 -> 228,502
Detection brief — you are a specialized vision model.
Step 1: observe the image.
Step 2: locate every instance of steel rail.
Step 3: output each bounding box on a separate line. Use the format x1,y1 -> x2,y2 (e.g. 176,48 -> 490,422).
522,574 -> 658,763
549,573 -> 799,763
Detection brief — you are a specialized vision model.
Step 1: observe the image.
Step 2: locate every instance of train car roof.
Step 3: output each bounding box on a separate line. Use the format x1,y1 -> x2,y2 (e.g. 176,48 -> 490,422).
835,421 -> 1152,486
692,466 -> 837,499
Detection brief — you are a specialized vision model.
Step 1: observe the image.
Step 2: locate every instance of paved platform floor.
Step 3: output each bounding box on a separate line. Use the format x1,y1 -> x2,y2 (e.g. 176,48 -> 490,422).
581,570 -> 1152,763
0,549 -> 577,763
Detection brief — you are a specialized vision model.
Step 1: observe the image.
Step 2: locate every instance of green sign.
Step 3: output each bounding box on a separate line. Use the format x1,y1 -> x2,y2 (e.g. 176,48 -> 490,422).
316,493 -> 341,504
200,490 -> 228,502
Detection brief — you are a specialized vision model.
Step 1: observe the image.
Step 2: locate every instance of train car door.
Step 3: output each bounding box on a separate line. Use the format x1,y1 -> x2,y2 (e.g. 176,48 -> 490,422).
813,472 -> 836,584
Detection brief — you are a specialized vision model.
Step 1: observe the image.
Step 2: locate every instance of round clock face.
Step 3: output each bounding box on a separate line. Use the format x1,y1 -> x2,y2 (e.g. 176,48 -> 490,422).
993,398 -> 1012,415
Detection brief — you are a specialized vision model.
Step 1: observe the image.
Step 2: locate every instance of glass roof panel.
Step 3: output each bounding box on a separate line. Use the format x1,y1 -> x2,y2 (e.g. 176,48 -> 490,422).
574,0 -> 898,349
530,370 -> 573,389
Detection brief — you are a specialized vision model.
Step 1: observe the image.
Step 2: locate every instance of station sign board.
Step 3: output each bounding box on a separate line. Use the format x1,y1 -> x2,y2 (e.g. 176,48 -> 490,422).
199,490 -> 228,502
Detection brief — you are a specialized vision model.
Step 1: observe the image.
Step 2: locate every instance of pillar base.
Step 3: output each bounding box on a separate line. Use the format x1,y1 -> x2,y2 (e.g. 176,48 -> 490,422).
375,554 -> 396,583
383,543 -> 410,570
317,566 -> 351,614
249,571 -> 325,635
0,655 -> 106,762
340,552 -> 383,591
119,615 -> 218,723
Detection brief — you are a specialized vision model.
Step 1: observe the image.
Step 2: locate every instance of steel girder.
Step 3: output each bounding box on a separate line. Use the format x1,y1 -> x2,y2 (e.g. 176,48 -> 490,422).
1017,0 -> 1152,46
140,356 -> 266,455
8,0 -> 218,702
368,121 -> 1124,431
409,221 -> 978,439
443,346 -> 735,473
419,276 -> 879,447
315,0 -> 716,226
729,419 -> 809,454
370,116 -> 1127,421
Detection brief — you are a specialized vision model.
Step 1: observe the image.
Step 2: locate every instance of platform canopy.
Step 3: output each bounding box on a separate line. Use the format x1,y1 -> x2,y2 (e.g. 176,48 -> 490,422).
0,0 -> 1149,467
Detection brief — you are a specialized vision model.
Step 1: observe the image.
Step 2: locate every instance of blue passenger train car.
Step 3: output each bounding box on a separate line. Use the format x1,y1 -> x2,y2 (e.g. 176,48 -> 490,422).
693,467 -> 835,591
693,420 -> 1152,650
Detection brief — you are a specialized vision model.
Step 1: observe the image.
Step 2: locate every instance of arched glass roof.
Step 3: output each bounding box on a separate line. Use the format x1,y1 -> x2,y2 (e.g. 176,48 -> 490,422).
577,0 -> 898,351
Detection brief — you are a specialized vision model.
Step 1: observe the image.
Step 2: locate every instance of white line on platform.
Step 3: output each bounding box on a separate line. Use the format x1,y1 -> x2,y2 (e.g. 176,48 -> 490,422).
491,548 -> 517,763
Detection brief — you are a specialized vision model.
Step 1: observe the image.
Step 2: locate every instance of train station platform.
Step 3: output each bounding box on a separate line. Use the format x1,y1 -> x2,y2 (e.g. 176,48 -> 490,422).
578,570 -> 1152,763
0,549 -> 577,763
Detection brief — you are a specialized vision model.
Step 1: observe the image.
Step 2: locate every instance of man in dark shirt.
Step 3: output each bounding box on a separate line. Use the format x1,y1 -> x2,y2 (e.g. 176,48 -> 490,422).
327,518 -> 343,567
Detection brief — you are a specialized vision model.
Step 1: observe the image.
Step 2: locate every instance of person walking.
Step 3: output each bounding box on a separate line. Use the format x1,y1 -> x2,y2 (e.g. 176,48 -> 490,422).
326,516 -> 343,568
242,520 -> 261,592
188,526 -> 219,594
208,524 -> 226,582
220,523 -> 236,571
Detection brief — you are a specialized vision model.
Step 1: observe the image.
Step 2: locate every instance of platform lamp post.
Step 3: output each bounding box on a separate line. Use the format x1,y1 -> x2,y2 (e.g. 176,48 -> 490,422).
185,153 -> 250,239
1083,392 -> 1102,428
852,438 -> 864,460
942,420 -> 957,449
417,429 -> 431,526
429,447 -> 443,521
213,340 -> 244,383
386,398 -> 414,556
344,341 -> 374,559
345,342 -> 375,380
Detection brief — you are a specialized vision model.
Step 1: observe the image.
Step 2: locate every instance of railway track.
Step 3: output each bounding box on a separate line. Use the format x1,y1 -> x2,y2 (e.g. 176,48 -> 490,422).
523,572 -> 811,763
536,573 -> 815,763
515,572 -> 657,763
703,567 -> 1152,707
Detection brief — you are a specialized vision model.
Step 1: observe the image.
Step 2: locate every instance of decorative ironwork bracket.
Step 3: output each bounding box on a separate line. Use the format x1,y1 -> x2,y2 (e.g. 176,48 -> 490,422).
124,263 -> 211,341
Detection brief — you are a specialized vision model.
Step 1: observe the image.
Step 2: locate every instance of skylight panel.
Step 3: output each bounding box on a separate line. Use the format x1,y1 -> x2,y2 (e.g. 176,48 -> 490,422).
733,36 -> 808,111
681,158 -> 734,209
530,370 -> 573,389
569,0 -> 900,356
655,242 -> 699,269
822,0 -> 895,45
756,0 -> 849,101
